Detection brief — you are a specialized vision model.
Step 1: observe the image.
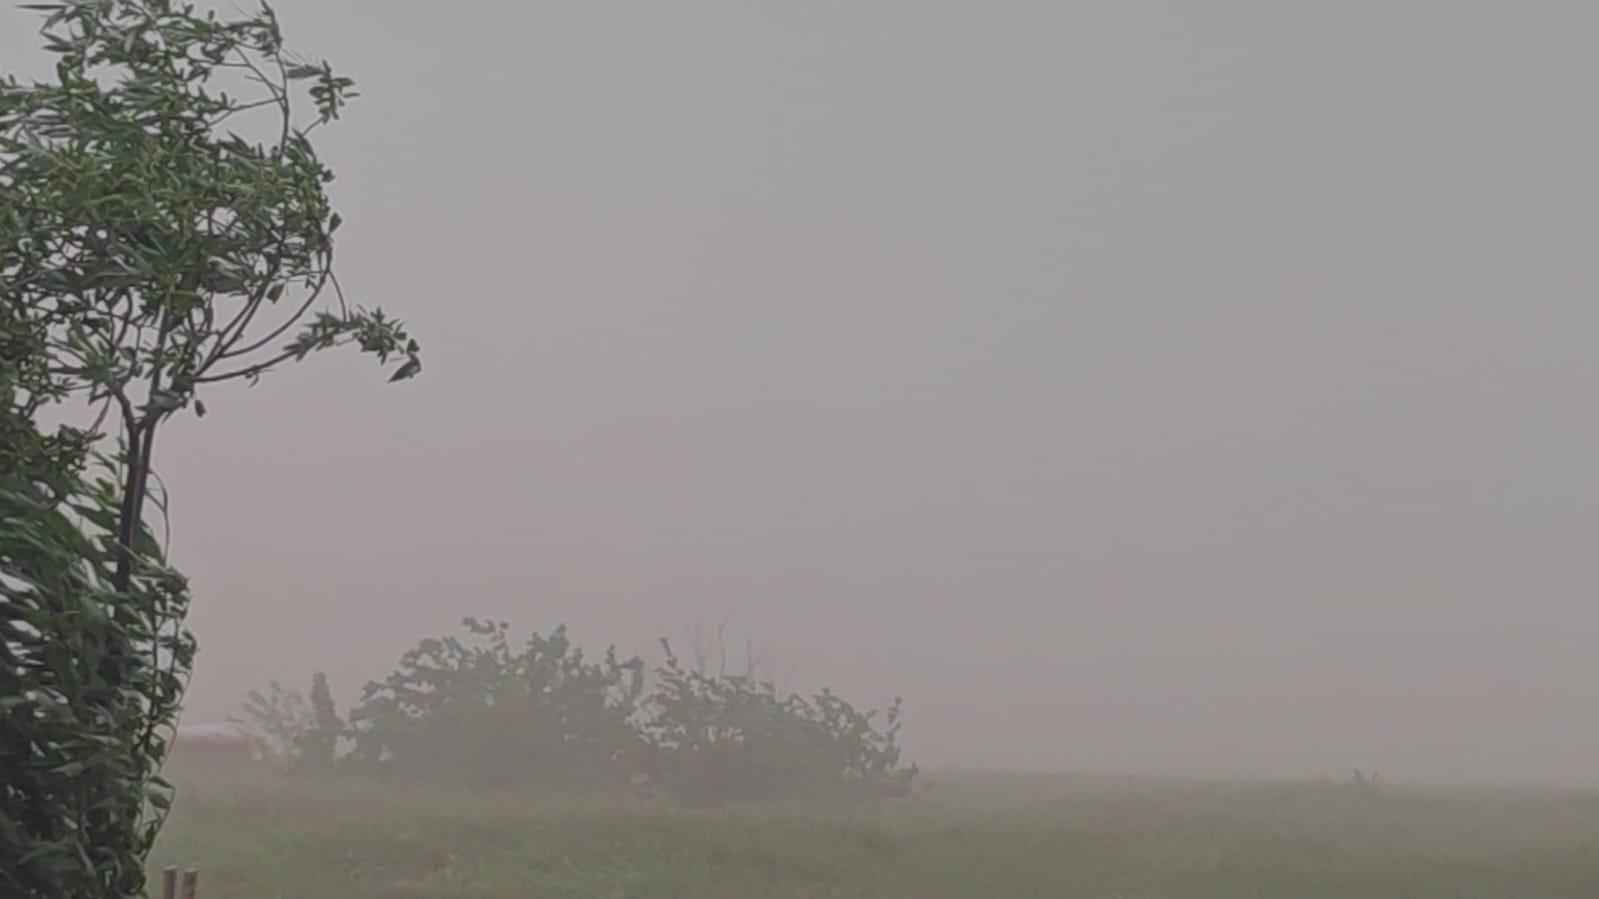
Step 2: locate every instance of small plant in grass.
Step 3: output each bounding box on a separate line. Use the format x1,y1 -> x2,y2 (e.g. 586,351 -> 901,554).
1344,768 -> 1383,795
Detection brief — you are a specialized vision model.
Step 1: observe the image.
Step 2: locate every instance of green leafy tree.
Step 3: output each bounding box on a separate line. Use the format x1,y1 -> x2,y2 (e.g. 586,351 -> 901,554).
2,0 -> 419,592
2,1 -> 418,895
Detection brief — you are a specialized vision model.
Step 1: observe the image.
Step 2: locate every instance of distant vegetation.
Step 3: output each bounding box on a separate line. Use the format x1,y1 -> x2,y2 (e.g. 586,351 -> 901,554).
238,619 -> 916,805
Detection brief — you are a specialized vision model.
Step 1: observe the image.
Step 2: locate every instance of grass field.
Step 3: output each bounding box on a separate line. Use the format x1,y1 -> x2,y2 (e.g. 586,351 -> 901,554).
149,772 -> 1599,898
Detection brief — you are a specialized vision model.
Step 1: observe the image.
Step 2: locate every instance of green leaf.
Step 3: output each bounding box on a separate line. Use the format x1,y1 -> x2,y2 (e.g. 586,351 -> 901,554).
389,358 -> 421,382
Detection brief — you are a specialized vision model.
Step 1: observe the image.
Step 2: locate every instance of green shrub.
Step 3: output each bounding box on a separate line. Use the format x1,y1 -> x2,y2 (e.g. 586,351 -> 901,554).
246,621 -> 917,805
345,619 -> 647,791
639,641 -> 916,804
1,451 -> 194,898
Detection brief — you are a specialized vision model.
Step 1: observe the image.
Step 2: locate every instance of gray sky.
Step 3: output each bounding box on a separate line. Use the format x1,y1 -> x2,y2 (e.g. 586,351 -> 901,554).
7,1 -> 1599,783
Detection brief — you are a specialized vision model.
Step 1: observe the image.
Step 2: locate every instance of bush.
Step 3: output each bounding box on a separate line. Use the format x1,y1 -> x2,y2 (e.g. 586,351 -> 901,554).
245,620 -> 917,805
1,454 -> 194,898
345,619 -> 647,791
639,642 -> 915,804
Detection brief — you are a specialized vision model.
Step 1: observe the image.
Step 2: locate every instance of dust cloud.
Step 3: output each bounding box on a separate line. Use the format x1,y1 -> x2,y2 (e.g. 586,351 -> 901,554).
7,1 -> 1597,785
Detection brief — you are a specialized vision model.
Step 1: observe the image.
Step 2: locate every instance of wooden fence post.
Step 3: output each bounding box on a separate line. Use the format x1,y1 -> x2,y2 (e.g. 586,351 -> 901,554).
161,867 -> 177,899
180,868 -> 199,899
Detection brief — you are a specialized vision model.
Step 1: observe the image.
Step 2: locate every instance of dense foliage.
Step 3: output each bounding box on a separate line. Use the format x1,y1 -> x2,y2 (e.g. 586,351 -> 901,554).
243,620 -> 917,805
642,643 -> 914,804
0,433 -> 194,898
2,2 -> 416,894
346,619 -> 648,791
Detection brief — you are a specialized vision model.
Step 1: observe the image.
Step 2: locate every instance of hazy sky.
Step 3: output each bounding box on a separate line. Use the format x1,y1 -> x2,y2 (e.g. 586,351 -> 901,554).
6,2 -> 1599,783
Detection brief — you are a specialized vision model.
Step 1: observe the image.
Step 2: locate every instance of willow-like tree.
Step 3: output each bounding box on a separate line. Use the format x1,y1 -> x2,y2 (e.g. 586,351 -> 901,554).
1,1 -> 418,895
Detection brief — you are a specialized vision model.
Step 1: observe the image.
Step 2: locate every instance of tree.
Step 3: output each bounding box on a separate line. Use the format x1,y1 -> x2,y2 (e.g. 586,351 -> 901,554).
1,2 -> 418,895
299,671 -> 342,774
2,0 -> 419,593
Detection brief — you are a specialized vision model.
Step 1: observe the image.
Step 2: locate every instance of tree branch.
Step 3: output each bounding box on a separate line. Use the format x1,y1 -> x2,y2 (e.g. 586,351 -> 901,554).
213,273 -> 325,362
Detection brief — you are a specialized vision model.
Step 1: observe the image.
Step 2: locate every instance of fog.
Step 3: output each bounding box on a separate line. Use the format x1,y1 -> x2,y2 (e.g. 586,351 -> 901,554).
7,1 -> 1599,784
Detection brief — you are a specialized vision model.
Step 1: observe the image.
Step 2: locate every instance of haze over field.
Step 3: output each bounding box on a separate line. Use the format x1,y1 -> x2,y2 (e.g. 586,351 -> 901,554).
6,2 -> 1598,783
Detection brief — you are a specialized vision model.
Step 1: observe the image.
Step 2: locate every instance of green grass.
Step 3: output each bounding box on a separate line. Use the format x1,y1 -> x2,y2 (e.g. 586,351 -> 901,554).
149,772 -> 1599,898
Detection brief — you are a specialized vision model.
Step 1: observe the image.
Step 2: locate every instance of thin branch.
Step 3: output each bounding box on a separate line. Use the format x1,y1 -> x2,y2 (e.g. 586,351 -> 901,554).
204,263 -> 280,365
110,288 -> 140,360
204,85 -> 307,366
144,468 -> 173,555
87,393 -> 115,436
207,96 -> 280,125
192,336 -> 348,384
201,45 -> 300,368
107,384 -> 138,437
213,273 -> 325,362
328,268 -> 349,317
231,49 -> 287,104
